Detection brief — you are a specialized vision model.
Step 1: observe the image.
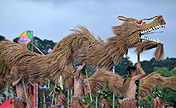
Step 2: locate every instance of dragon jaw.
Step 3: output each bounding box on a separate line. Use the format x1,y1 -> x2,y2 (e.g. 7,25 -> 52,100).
139,24 -> 165,43
138,15 -> 166,43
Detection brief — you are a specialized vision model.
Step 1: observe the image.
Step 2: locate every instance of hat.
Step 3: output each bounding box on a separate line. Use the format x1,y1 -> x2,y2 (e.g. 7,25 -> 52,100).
55,85 -> 63,94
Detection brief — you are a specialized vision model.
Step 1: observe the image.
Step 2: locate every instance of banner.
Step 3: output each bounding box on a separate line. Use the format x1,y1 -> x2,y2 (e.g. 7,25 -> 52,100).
18,30 -> 32,49
33,83 -> 38,108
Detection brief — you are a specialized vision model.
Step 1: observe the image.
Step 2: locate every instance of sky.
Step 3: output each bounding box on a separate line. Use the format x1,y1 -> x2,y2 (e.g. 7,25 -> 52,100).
0,0 -> 176,63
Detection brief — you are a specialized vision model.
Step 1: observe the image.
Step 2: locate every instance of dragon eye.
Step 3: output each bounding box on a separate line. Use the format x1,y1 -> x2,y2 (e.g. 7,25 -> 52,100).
136,21 -> 145,24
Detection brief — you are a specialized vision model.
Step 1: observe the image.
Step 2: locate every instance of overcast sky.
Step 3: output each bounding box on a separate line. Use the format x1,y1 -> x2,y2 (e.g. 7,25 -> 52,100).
0,0 -> 176,63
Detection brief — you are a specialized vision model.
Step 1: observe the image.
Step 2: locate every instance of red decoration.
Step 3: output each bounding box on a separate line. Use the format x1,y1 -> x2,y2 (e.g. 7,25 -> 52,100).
136,21 -> 142,24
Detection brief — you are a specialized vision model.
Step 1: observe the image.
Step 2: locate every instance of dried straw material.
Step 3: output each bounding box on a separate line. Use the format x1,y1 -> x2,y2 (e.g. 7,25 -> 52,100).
0,15 -> 166,89
139,72 -> 176,98
85,68 -> 123,96
135,42 -> 164,60
60,67 -> 123,96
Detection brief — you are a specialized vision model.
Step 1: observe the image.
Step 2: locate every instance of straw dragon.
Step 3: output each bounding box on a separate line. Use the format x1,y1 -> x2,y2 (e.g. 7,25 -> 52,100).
0,15 -> 166,95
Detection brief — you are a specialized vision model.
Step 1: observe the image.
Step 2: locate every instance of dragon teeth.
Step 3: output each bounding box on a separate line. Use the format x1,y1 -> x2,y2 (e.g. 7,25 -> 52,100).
141,36 -> 161,43
140,24 -> 165,34
154,25 -> 159,29
149,28 -> 152,31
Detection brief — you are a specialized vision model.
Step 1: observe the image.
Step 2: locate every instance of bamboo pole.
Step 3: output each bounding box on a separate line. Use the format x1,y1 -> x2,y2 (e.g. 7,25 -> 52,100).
96,66 -> 98,108
85,68 -> 93,102
32,43 -> 45,55
22,79 -> 30,108
96,96 -> 98,108
6,84 -> 8,100
71,89 -> 72,103
67,89 -> 70,108
52,81 -> 56,105
42,90 -> 46,108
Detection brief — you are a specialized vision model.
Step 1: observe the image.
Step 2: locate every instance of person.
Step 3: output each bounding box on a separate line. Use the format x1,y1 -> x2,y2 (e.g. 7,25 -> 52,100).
153,95 -> 165,108
11,67 -> 33,108
49,85 -> 65,108
120,62 -> 145,108
12,75 -> 27,108
70,63 -> 91,108
152,86 -> 165,108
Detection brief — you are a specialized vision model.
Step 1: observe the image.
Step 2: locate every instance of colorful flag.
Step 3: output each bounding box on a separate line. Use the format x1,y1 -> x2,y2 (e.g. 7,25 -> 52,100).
18,30 -> 32,49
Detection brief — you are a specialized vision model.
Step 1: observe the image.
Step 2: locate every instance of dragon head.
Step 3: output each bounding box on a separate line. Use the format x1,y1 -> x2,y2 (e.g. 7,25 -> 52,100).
112,15 -> 166,60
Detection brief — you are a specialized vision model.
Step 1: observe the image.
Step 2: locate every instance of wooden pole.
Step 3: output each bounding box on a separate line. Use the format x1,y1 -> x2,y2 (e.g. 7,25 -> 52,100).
52,81 -> 56,105
137,54 -> 140,98
137,54 -> 140,62
31,31 -> 33,52
137,38 -> 142,98
112,66 -> 115,108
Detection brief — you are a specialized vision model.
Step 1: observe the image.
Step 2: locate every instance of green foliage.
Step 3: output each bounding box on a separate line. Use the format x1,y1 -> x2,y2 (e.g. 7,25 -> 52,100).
13,37 -> 19,43
152,86 -> 163,98
83,82 -> 123,108
138,86 -> 176,107
154,67 -> 176,77
162,87 -> 176,107
137,97 -> 153,108
0,35 -> 5,41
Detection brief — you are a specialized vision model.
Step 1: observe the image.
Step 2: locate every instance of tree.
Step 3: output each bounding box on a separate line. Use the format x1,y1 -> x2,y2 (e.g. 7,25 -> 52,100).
0,35 -> 5,41
140,57 -> 176,75
32,37 -> 56,54
115,56 -> 133,76
154,67 -> 176,77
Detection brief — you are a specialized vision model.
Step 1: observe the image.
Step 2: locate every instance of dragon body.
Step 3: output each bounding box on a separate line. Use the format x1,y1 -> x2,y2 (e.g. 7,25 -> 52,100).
0,15 -> 167,96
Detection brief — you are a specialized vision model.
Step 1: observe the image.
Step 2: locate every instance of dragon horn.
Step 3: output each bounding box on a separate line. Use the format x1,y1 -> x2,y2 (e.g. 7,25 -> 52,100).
141,16 -> 158,21
117,16 -> 128,21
